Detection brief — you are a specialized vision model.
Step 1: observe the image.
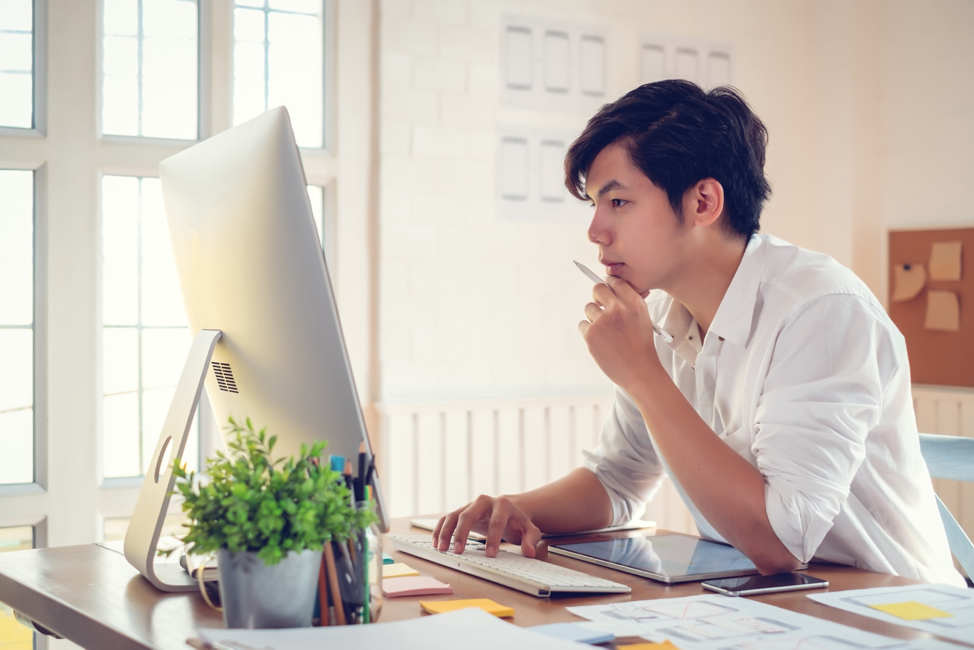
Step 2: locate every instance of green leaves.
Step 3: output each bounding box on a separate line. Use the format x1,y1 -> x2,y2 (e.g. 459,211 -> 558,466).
165,416 -> 376,565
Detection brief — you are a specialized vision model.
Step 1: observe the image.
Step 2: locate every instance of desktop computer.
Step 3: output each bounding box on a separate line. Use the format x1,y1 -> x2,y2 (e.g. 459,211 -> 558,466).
124,107 -> 387,591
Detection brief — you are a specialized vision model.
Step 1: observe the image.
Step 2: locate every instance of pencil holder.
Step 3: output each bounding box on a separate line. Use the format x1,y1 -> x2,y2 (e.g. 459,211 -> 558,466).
317,502 -> 382,625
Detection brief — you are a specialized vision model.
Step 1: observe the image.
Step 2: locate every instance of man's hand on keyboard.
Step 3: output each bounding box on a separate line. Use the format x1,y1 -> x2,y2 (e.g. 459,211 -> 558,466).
433,495 -> 543,559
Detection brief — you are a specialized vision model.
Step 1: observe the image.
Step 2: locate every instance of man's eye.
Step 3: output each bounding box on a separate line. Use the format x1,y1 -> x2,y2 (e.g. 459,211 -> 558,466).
612,199 -> 627,207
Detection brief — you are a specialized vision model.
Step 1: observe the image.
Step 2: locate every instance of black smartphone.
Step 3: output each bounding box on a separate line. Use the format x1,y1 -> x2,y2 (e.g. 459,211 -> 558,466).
702,573 -> 828,596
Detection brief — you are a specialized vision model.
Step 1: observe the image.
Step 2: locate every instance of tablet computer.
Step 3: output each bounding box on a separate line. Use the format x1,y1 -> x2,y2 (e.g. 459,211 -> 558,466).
549,533 -> 798,584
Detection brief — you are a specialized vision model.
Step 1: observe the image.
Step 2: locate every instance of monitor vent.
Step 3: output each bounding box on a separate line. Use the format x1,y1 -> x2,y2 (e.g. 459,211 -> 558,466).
211,362 -> 239,393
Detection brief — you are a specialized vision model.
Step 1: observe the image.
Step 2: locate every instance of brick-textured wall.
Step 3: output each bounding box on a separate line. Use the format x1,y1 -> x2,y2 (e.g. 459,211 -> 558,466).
378,0 -> 613,402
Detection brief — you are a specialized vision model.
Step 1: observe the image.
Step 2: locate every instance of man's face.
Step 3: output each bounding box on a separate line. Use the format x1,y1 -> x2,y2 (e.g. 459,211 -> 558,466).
585,142 -> 690,295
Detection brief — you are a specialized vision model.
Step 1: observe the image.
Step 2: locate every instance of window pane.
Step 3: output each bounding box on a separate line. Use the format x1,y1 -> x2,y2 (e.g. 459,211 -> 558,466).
140,179 -> 187,326
0,0 -> 33,129
233,1 -> 323,147
102,176 -> 140,325
0,526 -> 33,648
104,0 -> 138,36
103,328 -> 138,396
103,176 -> 195,479
0,169 -> 33,487
0,170 -> 33,325
104,392 -> 140,477
0,396 -> 33,485
102,0 -> 199,139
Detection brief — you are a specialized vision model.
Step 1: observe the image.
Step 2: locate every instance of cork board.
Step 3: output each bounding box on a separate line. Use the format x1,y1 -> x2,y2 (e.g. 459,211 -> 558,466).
888,228 -> 974,387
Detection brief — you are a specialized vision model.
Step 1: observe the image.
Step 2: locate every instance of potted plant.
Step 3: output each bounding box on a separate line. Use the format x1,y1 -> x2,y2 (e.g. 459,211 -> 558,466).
165,416 -> 374,628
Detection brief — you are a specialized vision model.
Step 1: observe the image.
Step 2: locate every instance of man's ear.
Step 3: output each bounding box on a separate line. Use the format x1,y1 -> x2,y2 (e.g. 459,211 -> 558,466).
684,178 -> 724,228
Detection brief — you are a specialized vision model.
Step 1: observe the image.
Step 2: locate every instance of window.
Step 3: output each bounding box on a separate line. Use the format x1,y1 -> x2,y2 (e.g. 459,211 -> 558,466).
0,0 -> 33,129
102,175 -> 199,478
0,2 -> 363,578
102,0 -> 199,139
0,170 -> 34,486
233,0 -> 324,147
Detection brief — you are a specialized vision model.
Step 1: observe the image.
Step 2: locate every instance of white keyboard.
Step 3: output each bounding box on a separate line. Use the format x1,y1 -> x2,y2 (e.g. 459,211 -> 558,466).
388,534 -> 631,597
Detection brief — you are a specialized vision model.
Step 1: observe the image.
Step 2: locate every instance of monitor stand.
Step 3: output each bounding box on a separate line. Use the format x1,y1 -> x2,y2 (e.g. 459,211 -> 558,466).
123,329 -> 222,592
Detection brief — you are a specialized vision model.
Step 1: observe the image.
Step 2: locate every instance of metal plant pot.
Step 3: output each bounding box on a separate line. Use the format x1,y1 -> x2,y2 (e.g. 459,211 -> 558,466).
217,548 -> 322,629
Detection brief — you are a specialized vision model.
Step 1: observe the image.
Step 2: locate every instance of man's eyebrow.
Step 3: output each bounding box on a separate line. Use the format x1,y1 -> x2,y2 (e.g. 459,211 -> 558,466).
587,180 -> 625,201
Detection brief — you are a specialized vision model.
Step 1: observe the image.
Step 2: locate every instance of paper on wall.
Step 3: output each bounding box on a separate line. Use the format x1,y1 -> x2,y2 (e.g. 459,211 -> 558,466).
925,290 -> 960,331
891,263 -> 926,302
929,241 -> 962,281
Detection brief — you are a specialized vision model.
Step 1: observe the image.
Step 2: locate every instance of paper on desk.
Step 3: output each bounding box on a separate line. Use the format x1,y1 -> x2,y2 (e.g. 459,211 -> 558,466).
929,241 -> 962,281
382,575 -> 453,597
198,607 -> 591,650
925,290 -> 960,331
420,598 -> 514,617
891,263 -> 926,302
526,621 -> 614,644
809,584 -> 974,645
567,593 -> 961,649
383,562 -> 420,578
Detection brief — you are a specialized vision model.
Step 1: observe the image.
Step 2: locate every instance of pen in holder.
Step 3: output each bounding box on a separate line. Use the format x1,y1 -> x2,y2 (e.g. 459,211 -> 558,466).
317,501 -> 382,625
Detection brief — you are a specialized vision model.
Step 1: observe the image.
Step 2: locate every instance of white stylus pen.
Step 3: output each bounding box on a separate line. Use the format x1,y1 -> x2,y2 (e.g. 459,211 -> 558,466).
574,261 -> 673,343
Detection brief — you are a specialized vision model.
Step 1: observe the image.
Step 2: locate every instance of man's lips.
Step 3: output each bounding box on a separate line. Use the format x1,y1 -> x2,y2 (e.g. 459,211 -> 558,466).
601,261 -> 624,274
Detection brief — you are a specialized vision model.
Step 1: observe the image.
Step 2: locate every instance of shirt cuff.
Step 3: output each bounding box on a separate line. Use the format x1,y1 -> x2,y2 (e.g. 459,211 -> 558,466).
764,482 -> 836,563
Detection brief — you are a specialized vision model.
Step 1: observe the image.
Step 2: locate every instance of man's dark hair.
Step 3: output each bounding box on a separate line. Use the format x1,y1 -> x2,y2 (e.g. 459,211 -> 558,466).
565,80 -> 771,240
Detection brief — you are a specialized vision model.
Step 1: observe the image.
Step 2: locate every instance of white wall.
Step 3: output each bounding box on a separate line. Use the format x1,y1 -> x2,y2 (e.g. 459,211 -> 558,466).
375,0 -> 866,404
868,0 -> 974,303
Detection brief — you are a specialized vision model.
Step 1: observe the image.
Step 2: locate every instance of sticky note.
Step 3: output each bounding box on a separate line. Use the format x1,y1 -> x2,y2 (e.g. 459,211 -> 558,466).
382,552 -> 394,565
527,622 -> 614,644
382,576 -> 453,597
382,563 -> 420,579
891,263 -> 926,302
617,642 -> 681,650
929,241 -> 962,281
420,598 -> 514,618
924,290 -> 960,331
869,600 -> 953,620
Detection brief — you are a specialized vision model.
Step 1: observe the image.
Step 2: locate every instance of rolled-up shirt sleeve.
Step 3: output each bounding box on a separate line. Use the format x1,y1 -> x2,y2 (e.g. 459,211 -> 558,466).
583,388 -> 667,526
755,294 -> 895,563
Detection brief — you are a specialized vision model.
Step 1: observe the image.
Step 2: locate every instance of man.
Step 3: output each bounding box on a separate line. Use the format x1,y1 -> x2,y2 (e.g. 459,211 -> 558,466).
434,80 -> 963,586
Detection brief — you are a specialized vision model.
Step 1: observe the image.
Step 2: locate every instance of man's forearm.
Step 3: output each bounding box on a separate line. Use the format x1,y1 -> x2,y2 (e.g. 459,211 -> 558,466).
509,467 -> 614,534
628,371 -> 801,574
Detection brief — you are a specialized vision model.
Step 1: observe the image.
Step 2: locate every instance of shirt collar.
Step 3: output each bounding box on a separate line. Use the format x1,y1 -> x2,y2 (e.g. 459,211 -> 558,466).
707,234 -> 765,348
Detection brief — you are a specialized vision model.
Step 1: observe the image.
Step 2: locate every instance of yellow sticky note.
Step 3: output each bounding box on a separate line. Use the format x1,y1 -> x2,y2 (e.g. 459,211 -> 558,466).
382,563 -> 420,579
929,241 -> 963,281
869,600 -> 953,620
925,290 -> 960,331
618,642 -> 681,650
420,598 -> 515,618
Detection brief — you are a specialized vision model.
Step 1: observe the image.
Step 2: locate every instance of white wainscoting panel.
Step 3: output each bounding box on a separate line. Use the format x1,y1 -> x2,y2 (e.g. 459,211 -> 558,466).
376,395 -> 697,535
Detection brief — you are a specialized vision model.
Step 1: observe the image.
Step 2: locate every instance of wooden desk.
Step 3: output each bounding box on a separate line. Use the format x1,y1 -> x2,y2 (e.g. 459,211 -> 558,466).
0,521 -> 963,649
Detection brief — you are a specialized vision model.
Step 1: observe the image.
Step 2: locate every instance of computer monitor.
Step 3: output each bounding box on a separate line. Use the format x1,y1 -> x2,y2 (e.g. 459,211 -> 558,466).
123,107 -> 387,592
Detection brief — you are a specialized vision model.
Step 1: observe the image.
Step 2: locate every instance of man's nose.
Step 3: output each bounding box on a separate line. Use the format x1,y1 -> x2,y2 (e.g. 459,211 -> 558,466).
588,211 -> 608,245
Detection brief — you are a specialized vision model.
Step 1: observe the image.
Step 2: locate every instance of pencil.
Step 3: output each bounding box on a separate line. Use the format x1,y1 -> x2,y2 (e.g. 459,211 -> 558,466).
318,551 -> 331,627
323,543 -> 346,625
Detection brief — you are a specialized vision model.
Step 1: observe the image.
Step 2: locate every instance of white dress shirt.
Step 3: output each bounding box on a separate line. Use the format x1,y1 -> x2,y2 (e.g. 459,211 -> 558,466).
584,234 -> 964,586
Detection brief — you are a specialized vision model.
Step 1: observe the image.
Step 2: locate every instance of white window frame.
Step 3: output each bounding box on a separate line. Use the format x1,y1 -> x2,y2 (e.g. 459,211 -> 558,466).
0,8 -> 375,644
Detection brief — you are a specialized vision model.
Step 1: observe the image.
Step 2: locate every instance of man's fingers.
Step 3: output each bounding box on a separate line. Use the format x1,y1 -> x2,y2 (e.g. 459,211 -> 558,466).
485,499 -> 515,557
434,510 -> 461,551
453,495 -> 492,554
583,302 -> 602,322
519,522 -> 543,559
